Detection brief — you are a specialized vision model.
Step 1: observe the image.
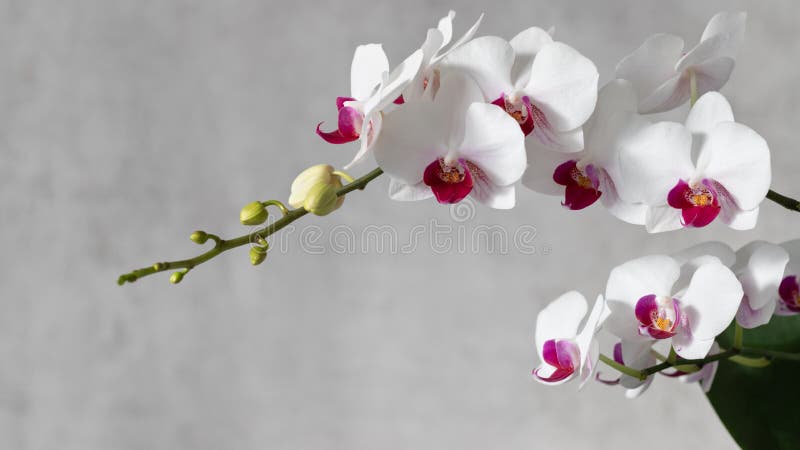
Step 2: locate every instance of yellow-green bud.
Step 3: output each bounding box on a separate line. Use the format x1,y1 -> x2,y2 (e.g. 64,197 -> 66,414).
152,262 -> 165,271
169,271 -> 185,284
302,182 -> 344,216
249,246 -> 267,266
240,201 -> 268,226
190,230 -> 208,244
289,164 -> 341,208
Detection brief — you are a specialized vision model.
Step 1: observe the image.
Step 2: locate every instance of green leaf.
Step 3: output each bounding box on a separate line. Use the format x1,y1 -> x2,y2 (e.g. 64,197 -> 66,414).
707,315 -> 800,449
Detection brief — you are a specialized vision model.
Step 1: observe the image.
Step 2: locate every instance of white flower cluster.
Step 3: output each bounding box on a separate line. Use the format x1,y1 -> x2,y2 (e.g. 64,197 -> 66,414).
532,240 -> 800,396
317,11 -> 768,233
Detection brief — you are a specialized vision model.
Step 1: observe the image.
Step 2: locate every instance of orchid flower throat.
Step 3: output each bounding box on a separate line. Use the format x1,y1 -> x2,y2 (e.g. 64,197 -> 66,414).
552,159 -> 602,210
492,93 -> 537,136
635,294 -> 683,339
423,157 -> 476,204
779,275 -> 800,313
667,179 -> 721,228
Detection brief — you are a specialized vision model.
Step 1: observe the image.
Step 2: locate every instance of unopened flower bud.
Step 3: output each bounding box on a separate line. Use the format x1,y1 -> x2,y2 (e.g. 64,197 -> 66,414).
250,246 -> 267,266
240,201 -> 268,226
303,182 -> 344,216
169,271 -> 185,284
190,230 -> 208,244
289,164 -> 344,208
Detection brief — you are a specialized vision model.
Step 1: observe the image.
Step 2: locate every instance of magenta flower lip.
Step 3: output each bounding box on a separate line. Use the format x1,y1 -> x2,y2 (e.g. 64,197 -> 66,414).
667,179 -> 721,228
423,158 -> 474,204
779,275 -> 800,313
533,338 -> 579,383
553,160 -> 602,210
635,294 -> 682,339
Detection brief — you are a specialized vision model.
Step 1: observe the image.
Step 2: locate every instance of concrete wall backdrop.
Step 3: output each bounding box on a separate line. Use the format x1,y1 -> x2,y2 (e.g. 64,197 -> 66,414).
1,0 -> 798,448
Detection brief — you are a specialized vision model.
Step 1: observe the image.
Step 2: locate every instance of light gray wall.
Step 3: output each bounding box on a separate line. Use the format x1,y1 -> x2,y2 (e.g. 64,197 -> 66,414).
1,0 -> 797,448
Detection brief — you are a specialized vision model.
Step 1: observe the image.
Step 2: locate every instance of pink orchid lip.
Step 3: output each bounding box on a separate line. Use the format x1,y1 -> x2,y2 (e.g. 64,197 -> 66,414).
393,94 -> 405,105
667,179 -> 721,227
552,160 -> 602,210
423,158 -> 474,204
534,338 -> 579,383
492,94 -> 536,136
778,275 -> 800,313
595,342 -> 624,385
635,294 -> 682,339
316,96 -> 363,144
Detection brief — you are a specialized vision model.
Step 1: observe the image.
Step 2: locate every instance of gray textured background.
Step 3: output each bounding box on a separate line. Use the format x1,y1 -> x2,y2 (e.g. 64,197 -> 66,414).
1,0 -> 798,449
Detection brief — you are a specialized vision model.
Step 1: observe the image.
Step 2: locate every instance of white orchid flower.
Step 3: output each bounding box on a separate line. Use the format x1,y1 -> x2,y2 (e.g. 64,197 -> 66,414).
373,74 -> 526,209
439,27 -> 598,151
616,91 -> 770,233
521,79 -> 649,222
604,254 -> 742,359
533,292 -> 607,386
616,12 -> 746,113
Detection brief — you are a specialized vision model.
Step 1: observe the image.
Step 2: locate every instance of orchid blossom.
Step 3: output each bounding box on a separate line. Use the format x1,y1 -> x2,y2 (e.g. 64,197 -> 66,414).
595,341 -> 656,399
616,12 -> 746,113
373,74 -> 526,208
316,44 -> 423,168
439,26 -> 598,151
522,79 -> 649,219
533,291 -> 607,386
604,254 -> 742,359
617,91 -> 770,233
732,241 -> 790,328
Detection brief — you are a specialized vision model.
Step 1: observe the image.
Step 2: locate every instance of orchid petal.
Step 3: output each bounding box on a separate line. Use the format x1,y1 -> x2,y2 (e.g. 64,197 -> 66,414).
387,178 -> 434,202
575,295 -> 608,386
676,12 -> 746,72
433,13 -> 484,65
617,121 -> 694,205
509,27 -> 554,88
638,73 -> 689,114
457,102 -> 527,187
521,145 -> 581,196
439,36 -> 515,100
673,241 -> 735,267
675,260 -> 742,357
366,49 -> 424,114
685,91 -> 734,136
351,44 -> 389,100
719,205 -> 759,231
436,10 -> 456,48
525,42 -> 599,131
701,122 -> 771,211
615,33 -> 684,108
734,241 -> 789,311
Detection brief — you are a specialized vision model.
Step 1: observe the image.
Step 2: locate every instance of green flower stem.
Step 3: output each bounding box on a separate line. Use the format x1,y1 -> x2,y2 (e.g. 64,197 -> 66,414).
118,167 -> 384,285
733,323 -> 744,350
689,69 -> 698,106
767,189 -> 800,212
599,345 -> 800,381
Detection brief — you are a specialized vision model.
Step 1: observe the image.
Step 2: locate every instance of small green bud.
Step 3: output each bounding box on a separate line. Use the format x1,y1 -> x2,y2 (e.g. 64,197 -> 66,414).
170,271 -> 185,284
190,230 -> 209,244
303,182 -> 343,216
240,201 -> 268,226
250,246 -> 268,266
257,237 -> 269,247
153,262 -> 165,271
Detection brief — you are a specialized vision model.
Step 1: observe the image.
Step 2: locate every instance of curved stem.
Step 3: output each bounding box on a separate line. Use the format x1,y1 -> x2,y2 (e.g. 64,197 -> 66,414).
599,354 -> 647,381
767,189 -> 800,212
118,167 -> 384,285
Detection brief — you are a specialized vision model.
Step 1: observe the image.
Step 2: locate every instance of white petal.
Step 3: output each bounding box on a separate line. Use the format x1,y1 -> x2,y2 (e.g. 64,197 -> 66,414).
685,91 -> 734,136
509,27 -> 554,88
604,300 -> 646,342
436,10 -> 456,48
535,291 -> 588,358
638,73 -> 689,114
525,42 -> 599,131
388,178 -> 434,202
439,36 -> 515,100
616,121 -> 694,205
673,241 -> 736,267
679,259 -> 743,341
781,239 -> 800,277
597,169 -> 647,225
720,206 -> 759,231
433,13 -> 484,64
645,205 -> 683,233
457,102 -> 527,186
576,296 -> 608,385
701,121 -> 771,210
606,254 -> 681,304
471,182 -> 516,209
615,33 -> 684,104
367,49 -> 424,114
676,12 -> 746,71
672,335 -> 716,360
691,57 -> 736,98
351,44 -> 390,100
736,298 -> 777,329
734,241 -> 789,311
590,80 -> 639,123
